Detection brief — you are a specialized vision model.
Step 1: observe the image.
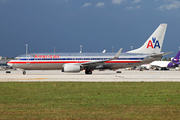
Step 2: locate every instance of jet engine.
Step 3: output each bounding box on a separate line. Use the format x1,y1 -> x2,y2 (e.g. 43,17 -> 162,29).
63,64 -> 81,73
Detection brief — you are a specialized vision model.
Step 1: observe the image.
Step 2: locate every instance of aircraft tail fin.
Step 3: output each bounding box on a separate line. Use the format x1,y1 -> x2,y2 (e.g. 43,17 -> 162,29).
173,51 -> 180,60
171,51 -> 180,64
167,51 -> 180,67
127,23 -> 167,54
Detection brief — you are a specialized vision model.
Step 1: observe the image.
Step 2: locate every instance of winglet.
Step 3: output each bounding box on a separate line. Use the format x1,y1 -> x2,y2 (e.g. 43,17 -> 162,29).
102,49 -> 106,53
113,48 -> 122,59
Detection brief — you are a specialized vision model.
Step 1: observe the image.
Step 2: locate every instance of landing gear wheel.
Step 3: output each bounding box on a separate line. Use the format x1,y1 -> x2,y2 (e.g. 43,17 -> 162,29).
88,71 -> 92,74
23,71 -> 26,75
85,71 -> 88,74
85,69 -> 92,74
155,68 -> 159,70
116,71 -> 121,73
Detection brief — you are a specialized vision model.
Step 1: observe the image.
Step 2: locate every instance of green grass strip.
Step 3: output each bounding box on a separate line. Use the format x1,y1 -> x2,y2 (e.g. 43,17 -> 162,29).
0,82 -> 180,119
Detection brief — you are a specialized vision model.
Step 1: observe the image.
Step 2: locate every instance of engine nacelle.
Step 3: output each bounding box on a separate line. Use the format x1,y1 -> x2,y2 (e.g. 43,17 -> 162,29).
63,64 -> 80,73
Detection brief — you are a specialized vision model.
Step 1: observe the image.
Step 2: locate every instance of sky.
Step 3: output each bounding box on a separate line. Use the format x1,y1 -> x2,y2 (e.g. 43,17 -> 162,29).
0,0 -> 180,58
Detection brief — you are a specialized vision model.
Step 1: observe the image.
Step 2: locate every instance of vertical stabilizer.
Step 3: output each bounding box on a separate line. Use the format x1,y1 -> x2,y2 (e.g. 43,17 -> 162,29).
167,51 -> 180,67
127,23 -> 167,54
173,51 -> 180,60
171,51 -> 180,64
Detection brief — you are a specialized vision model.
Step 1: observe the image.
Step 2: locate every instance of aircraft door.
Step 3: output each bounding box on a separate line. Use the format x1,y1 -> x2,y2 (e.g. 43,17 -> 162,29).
26,55 -> 33,69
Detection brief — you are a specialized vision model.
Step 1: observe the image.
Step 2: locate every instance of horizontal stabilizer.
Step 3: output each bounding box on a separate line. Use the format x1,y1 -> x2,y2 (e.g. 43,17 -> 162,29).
150,52 -> 172,58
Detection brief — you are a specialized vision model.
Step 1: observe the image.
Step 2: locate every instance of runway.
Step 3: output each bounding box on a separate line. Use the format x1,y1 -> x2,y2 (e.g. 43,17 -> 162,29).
1,69 -> 180,82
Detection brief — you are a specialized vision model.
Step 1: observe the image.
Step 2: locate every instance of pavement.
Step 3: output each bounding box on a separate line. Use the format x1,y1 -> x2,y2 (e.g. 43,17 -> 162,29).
0,69 -> 180,82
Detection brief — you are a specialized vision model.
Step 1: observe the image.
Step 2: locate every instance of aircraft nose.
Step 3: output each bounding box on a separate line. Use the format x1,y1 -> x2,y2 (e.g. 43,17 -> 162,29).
7,61 -> 12,67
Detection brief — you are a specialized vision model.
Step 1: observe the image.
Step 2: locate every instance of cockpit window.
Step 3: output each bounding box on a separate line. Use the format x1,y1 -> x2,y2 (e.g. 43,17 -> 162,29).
15,57 -> 20,60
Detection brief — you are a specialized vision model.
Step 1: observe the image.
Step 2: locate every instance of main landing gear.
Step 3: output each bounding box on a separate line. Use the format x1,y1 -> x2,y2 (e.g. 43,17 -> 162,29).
85,69 -> 92,74
23,70 -> 26,75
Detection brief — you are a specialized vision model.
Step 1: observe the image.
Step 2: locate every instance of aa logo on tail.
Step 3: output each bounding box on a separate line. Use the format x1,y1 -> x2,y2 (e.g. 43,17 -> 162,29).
146,37 -> 160,49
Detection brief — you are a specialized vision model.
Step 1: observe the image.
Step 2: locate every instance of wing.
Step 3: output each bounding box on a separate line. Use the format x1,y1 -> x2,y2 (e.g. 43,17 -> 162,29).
80,48 -> 122,67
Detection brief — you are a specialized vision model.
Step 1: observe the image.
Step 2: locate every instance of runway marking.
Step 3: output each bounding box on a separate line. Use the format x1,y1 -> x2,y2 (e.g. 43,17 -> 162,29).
0,78 -> 47,81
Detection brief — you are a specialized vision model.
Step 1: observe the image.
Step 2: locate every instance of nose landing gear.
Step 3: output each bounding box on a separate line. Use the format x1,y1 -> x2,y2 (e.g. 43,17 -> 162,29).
23,70 -> 26,75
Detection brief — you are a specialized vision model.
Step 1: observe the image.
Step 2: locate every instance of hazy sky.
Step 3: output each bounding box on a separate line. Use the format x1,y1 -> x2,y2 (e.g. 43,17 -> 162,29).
0,0 -> 180,58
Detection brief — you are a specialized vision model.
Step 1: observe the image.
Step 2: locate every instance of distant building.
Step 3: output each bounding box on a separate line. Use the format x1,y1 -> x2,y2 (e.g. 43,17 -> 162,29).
0,56 -> 12,70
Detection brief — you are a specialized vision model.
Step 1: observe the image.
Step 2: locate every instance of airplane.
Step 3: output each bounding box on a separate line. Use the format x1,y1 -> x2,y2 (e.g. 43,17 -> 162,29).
150,50 -> 180,70
7,23 -> 169,75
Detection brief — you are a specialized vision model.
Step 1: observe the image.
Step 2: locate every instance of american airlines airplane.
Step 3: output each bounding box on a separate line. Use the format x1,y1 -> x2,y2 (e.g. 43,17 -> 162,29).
7,23 -> 169,75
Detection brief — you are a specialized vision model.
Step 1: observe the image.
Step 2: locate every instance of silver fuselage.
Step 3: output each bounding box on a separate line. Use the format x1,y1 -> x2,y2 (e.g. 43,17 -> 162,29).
7,52 -> 160,70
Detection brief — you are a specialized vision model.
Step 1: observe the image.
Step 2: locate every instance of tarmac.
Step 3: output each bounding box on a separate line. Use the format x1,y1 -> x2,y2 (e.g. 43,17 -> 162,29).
0,69 -> 180,82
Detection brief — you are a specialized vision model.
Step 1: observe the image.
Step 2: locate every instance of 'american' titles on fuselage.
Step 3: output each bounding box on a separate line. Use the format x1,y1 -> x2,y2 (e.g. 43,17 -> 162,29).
35,54 -> 60,58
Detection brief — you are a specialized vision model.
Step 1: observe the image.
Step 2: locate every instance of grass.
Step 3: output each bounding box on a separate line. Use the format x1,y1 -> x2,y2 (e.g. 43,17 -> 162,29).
0,82 -> 180,119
